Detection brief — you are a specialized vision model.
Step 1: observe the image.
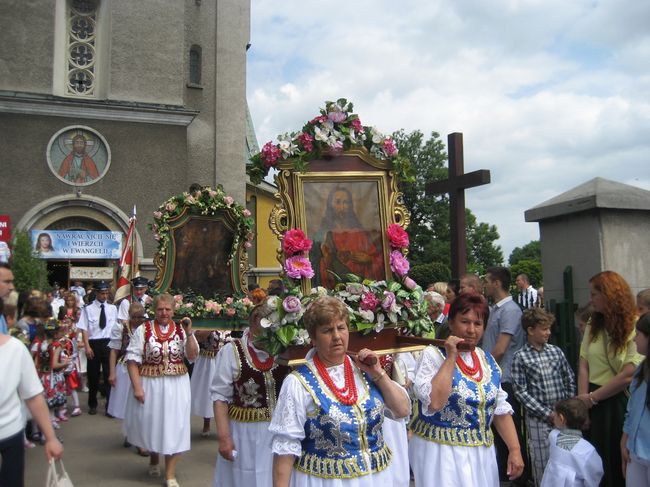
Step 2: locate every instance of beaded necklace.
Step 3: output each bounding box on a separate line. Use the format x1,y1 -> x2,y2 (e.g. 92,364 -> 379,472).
313,353 -> 358,405
247,340 -> 274,371
153,321 -> 175,341
456,350 -> 483,381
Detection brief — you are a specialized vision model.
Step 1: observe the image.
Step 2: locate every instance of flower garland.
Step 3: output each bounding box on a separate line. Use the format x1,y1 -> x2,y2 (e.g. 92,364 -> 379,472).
149,185 -> 255,262
247,99 -> 415,185
146,290 -> 255,321
254,225 -> 435,357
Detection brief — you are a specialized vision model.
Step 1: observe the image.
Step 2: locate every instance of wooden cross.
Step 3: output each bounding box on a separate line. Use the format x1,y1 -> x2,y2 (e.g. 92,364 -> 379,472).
425,133 -> 490,278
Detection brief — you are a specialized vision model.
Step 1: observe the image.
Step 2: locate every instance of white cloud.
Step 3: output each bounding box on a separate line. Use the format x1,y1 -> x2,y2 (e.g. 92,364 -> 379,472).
247,0 -> 650,260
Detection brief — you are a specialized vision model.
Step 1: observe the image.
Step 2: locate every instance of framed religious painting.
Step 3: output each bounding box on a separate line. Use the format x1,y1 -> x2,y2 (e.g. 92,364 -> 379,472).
47,125 -> 111,186
270,147 -> 410,294
151,186 -> 255,329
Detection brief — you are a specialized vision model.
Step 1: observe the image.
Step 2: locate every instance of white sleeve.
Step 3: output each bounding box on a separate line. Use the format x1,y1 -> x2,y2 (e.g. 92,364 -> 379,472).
269,373 -> 312,457
18,341 -> 44,400
125,324 -> 144,364
413,346 -> 444,415
117,299 -> 130,321
108,322 -> 123,350
494,385 -> 515,415
76,305 -> 89,331
210,343 -> 239,403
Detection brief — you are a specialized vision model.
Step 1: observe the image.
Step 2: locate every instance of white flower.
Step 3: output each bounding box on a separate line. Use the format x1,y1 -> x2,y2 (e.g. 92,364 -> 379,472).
375,313 -> 385,333
370,127 -> 383,144
310,286 -> 328,297
359,309 -> 375,323
294,329 -> 311,345
260,317 -> 273,328
314,126 -> 329,142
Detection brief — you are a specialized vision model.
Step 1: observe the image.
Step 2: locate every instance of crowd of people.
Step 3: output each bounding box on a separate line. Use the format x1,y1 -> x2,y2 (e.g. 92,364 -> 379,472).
1,262 -> 650,487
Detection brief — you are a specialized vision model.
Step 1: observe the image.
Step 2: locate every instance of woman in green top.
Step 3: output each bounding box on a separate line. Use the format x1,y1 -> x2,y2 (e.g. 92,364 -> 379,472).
577,270 -> 643,487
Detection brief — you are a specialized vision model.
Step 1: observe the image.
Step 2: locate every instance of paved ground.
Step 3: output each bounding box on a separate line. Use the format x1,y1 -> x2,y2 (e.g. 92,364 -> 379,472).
25,393 -> 218,487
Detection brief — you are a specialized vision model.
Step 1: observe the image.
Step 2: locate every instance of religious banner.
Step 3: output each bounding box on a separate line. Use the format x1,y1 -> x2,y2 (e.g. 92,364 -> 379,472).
69,266 -> 115,281
31,230 -> 122,259
0,215 -> 10,242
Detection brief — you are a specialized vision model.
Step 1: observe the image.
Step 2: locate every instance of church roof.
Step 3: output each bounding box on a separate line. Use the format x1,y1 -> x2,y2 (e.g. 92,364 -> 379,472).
524,177 -> 650,222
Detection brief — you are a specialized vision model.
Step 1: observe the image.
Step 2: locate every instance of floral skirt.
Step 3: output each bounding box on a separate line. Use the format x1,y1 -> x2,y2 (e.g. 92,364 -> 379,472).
40,370 -> 67,409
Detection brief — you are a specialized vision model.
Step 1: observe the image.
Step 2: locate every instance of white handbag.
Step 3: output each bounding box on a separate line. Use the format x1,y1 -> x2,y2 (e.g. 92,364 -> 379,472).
46,459 -> 74,487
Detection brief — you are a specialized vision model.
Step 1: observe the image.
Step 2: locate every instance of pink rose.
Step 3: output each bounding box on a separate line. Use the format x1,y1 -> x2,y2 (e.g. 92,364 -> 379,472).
225,297 -> 234,305
390,250 -> 410,277
165,202 -> 177,212
284,256 -> 315,279
153,234 -> 161,241
226,308 -> 236,317
383,137 -> 398,157
309,115 -> 328,125
350,118 -> 363,132
261,141 -> 281,168
242,297 -> 253,307
224,196 -> 234,206
243,209 -> 252,217
244,241 -> 252,248
328,139 -> 344,155
174,295 -> 183,302
297,132 -> 314,152
404,276 -> 418,290
283,229 -> 313,256
153,211 -> 163,219
382,291 -> 396,311
185,302 -> 193,308
327,111 -> 347,123
360,291 -> 380,311
387,223 -> 409,249
186,195 -> 196,204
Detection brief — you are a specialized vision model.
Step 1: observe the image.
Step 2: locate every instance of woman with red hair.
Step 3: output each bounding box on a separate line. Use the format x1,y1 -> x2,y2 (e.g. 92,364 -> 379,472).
577,270 -> 643,487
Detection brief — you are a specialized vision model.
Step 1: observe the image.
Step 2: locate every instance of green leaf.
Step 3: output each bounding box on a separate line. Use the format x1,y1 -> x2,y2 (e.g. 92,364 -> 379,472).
275,326 -> 297,347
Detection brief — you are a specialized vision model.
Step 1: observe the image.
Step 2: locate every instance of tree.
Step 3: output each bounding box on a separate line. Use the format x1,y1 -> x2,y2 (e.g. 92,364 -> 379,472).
508,240 -> 541,266
409,262 -> 451,288
393,129 -> 503,276
10,230 -> 49,292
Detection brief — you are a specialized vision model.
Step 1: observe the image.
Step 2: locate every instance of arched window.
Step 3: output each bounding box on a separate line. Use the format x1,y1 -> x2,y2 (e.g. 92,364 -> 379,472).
66,0 -> 99,97
189,45 -> 202,85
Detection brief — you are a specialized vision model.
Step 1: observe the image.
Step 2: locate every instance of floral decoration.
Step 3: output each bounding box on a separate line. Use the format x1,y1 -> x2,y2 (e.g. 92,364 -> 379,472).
247,98 -> 414,185
255,225 -> 433,357
149,184 -> 255,262
147,289 -> 255,321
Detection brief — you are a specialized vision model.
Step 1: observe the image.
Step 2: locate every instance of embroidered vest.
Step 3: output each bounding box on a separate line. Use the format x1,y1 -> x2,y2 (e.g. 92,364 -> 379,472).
410,347 -> 501,447
139,320 -> 188,377
199,330 -> 229,358
228,338 -> 289,422
293,362 -> 392,479
116,323 -> 135,365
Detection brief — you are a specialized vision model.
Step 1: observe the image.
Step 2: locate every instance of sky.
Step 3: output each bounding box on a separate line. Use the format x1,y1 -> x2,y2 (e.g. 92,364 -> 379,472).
246,0 -> 650,260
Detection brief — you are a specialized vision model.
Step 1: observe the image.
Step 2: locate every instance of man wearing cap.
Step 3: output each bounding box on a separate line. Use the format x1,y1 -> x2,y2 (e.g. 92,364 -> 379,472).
77,280 -> 118,415
117,276 -> 152,323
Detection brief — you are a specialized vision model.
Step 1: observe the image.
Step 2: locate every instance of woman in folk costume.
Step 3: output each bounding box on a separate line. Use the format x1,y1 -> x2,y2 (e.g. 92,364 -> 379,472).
211,301 -> 290,487
269,296 -> 411,487
35,320 -> 70,428
107,301 -> 148,455
124,293 -> 199,487
409,292 -> 524,486
190,329 -> 231,437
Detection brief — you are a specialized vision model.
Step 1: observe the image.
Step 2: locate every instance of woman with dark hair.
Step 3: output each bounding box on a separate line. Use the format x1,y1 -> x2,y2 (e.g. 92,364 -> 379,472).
620,312 -> 650,485
409,292 -> 524,486
577,270 -> 643,487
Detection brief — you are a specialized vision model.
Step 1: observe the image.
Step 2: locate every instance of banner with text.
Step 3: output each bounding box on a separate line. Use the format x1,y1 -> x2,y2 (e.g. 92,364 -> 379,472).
31,230 -> 122,260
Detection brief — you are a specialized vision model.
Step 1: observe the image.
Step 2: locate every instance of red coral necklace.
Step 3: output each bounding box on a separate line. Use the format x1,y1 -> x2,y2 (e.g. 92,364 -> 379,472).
247,341 -> 274,371
154,321 -> 175,341
456,350 -> 483,381
313,353 -> 358,405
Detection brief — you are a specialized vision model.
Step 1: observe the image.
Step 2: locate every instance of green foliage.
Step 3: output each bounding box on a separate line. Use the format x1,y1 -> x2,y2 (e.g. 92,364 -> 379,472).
393,129 -> 503,275
409,262 -> 451,288
10,230 -> 49,293
509,240 -> 541,266
510,259 -> 543,287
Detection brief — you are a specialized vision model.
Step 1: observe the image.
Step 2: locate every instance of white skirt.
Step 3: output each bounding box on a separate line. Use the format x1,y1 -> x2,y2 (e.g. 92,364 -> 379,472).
382,417 -> 410,487
107,363 -> 130,419
213,420 -> 274,487
289,464 -> 394,487
190,354 -> 218,418
124,374 -> 191,455
408,434 -> 499,487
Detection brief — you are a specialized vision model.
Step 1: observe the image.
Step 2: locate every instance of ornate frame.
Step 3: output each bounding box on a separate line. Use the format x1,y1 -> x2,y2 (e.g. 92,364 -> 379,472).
153,209 -> 248,296
269,147 -> 409,294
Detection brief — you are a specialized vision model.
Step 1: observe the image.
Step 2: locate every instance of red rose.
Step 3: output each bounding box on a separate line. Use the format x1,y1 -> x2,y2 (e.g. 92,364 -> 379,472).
387,223 -> 409,249
283,229 -> 313,256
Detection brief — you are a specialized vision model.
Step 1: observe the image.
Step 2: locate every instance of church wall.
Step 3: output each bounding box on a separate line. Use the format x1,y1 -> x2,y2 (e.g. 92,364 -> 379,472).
0,112 -> 188,258
0,1 -> 55,93
108,0 -> 185,105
